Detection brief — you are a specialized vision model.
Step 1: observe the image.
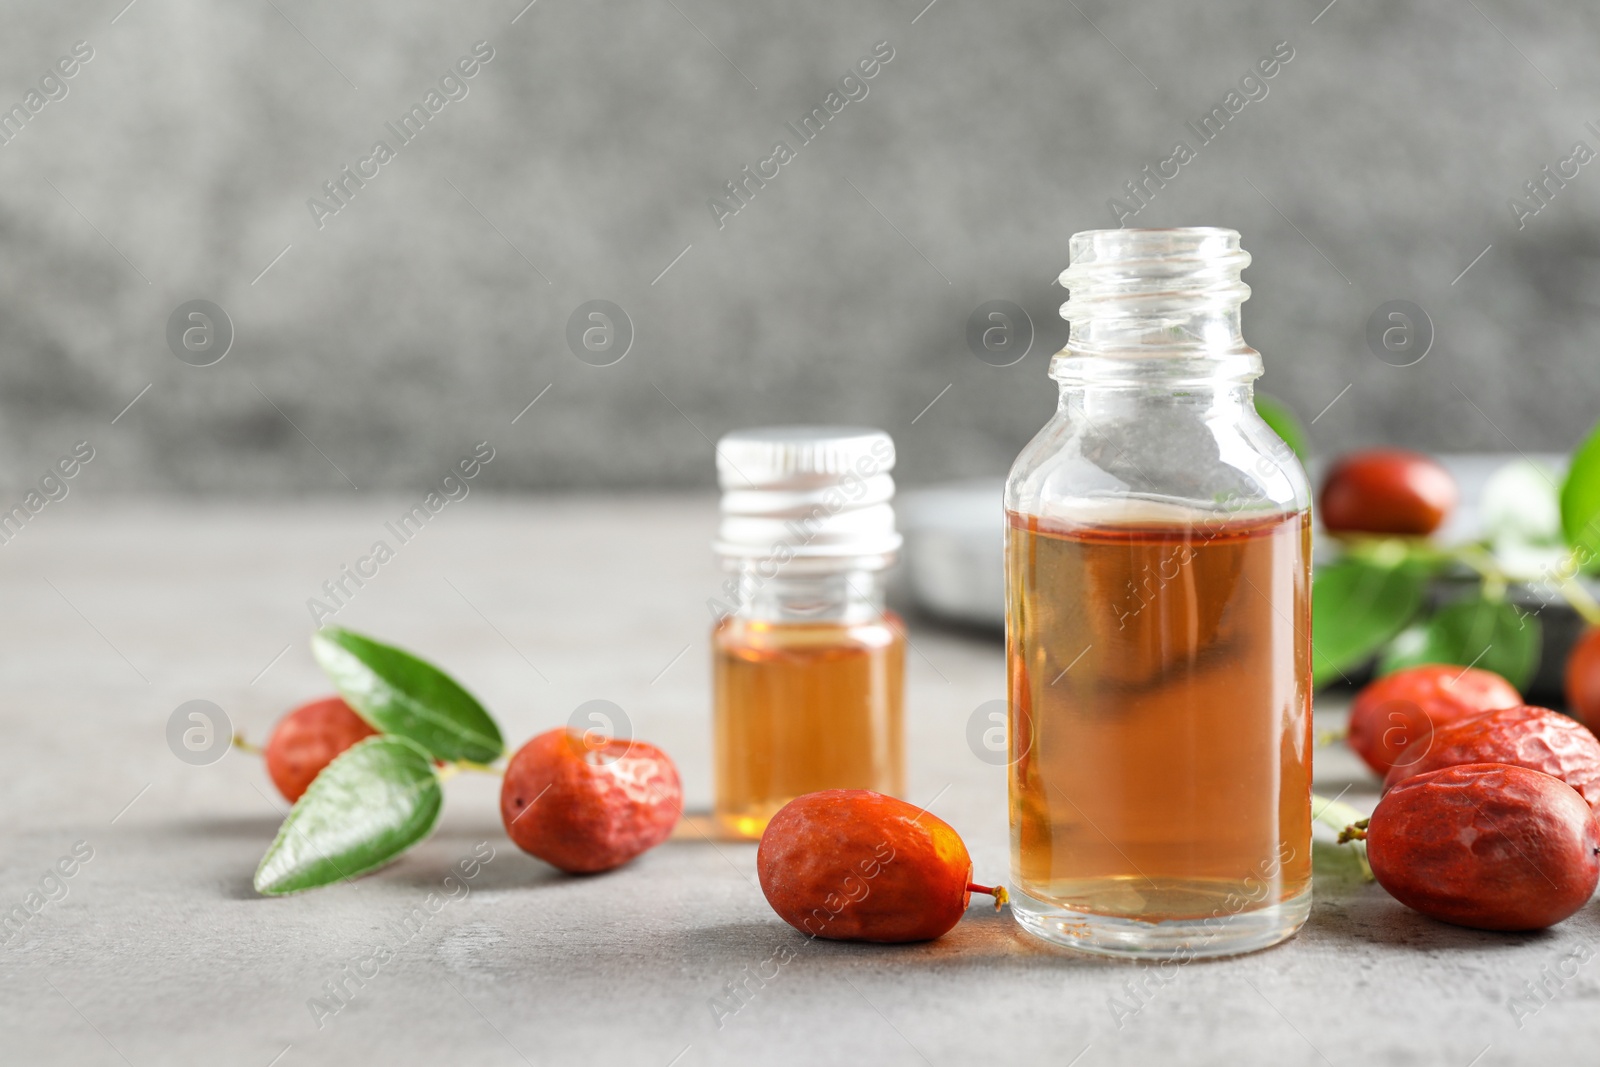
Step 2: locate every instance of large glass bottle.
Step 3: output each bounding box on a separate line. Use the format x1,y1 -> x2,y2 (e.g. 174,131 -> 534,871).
1004,228 -> 1312,958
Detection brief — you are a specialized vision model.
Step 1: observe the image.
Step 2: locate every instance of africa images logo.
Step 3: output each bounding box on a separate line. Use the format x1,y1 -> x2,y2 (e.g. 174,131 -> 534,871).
706,41 -> 895,231
0,41 -> 94,149
305,42 -> 495,230
1107,40 -> 1294,226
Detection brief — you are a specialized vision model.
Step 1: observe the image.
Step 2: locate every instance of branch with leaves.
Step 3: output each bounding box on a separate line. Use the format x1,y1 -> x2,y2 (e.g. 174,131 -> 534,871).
1311,420 -> 1600,691
254,627 -> 505,895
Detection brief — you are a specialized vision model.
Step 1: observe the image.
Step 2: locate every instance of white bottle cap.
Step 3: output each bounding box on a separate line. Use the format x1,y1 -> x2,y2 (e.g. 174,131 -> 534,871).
713,426 -> 902,565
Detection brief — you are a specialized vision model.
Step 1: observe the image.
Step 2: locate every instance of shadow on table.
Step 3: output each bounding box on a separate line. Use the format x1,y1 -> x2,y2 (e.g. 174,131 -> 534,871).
1309,897 -> 1565,953
691,905 -> 1133,972
388,826 -> 569,892
175,818 -> 572,898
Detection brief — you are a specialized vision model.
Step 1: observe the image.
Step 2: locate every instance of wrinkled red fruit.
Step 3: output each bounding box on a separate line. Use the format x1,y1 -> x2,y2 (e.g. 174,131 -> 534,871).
265,696 -> 378,802
499,728 -> 681,874
1566,626 -> 1600,733
1382,704 -> 1600,813
757,790 -> 1001,943
1347,664 -> 1521,775
1320,449 -> 1457,536
1365,764 -> 1600,931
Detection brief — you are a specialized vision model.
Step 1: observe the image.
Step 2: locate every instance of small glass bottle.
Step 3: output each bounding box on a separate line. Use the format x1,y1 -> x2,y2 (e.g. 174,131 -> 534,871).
1005,228 -> 1313,958
711,427 -> 906,840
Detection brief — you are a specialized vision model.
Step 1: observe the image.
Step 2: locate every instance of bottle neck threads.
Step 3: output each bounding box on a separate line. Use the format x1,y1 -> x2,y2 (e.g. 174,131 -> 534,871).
1052,227 -> 1260,385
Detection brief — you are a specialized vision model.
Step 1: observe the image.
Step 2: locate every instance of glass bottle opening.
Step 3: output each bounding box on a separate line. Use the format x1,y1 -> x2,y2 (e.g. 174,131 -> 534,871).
1054,227 -> 1258,377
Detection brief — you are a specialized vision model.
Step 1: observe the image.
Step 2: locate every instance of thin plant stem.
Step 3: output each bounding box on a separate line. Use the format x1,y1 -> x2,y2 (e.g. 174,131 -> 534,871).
1558,573 -> 1600,626
453,760 -> 504,776
1452,543 -> 1508,600
1311,792 -> 1373,881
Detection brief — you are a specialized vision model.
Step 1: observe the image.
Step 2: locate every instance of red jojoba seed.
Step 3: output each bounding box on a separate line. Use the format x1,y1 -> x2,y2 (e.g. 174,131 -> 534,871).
1347,664 -> 1521,775
500,728 -> 681,874
1319,448 -> 1457,536
1365,763 -> 1600,931
265,696 -> 378,803
1565,626 -> 1600,734
757,790 -> 1003,943
1381,704 -> 1600,813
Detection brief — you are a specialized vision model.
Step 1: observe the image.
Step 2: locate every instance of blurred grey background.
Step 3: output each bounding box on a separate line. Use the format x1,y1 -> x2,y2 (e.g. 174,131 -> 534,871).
1,0 -> 1596,495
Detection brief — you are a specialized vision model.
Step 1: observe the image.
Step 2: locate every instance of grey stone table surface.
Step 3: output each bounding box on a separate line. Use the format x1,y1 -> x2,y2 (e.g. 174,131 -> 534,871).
1,495 -> 1592,1067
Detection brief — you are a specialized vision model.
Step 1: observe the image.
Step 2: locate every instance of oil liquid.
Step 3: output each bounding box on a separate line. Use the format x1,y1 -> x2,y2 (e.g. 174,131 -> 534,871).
713,615 -> 905,839
1007,506 -> 1311,950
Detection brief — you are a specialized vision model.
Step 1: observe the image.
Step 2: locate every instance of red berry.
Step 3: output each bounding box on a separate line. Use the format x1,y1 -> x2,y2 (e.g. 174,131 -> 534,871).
757,790 -> 1000,943
1319,449 -> 1457,535
1347,664 -> 1521,775
1381,704 -> 1600,812
265,696 -> 378,802
1365,763 -> 1600,931
1566,626 -> 1600,733
499,728 -> 681,874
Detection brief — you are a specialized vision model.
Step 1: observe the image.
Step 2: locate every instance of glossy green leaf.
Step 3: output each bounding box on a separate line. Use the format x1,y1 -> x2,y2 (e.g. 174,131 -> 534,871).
312,627 -> 503,763
1377,596 -> 1541,691
255,735 -> 442,895
1561,419 -> 1600,570
1311,557 -> 1427,688
1255,392 -> 1310,463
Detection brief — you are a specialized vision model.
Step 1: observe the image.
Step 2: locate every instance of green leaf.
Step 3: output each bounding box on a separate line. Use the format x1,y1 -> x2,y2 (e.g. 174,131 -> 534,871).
1377,596 -> 1541,691
1561,419 -> 1600,569
255,735 -> 442,895
1255,392 -> 1310,462
312,627 -> 503,763
1311,557 -> 1428,688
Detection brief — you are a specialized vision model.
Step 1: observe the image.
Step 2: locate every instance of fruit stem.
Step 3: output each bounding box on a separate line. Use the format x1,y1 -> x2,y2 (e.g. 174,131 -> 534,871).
453,760 -> 504,776
1557,570 -> 1600,627
231,734 -> 263,757
1315,728 -> 1347,747
967,882 -> 1010,911
1451,541 -> 1600,625
1311,793 -> 1374,881
1452,542 -> 1509,601
1344,535 -> 1420,569
1337,819 -> 1370,844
